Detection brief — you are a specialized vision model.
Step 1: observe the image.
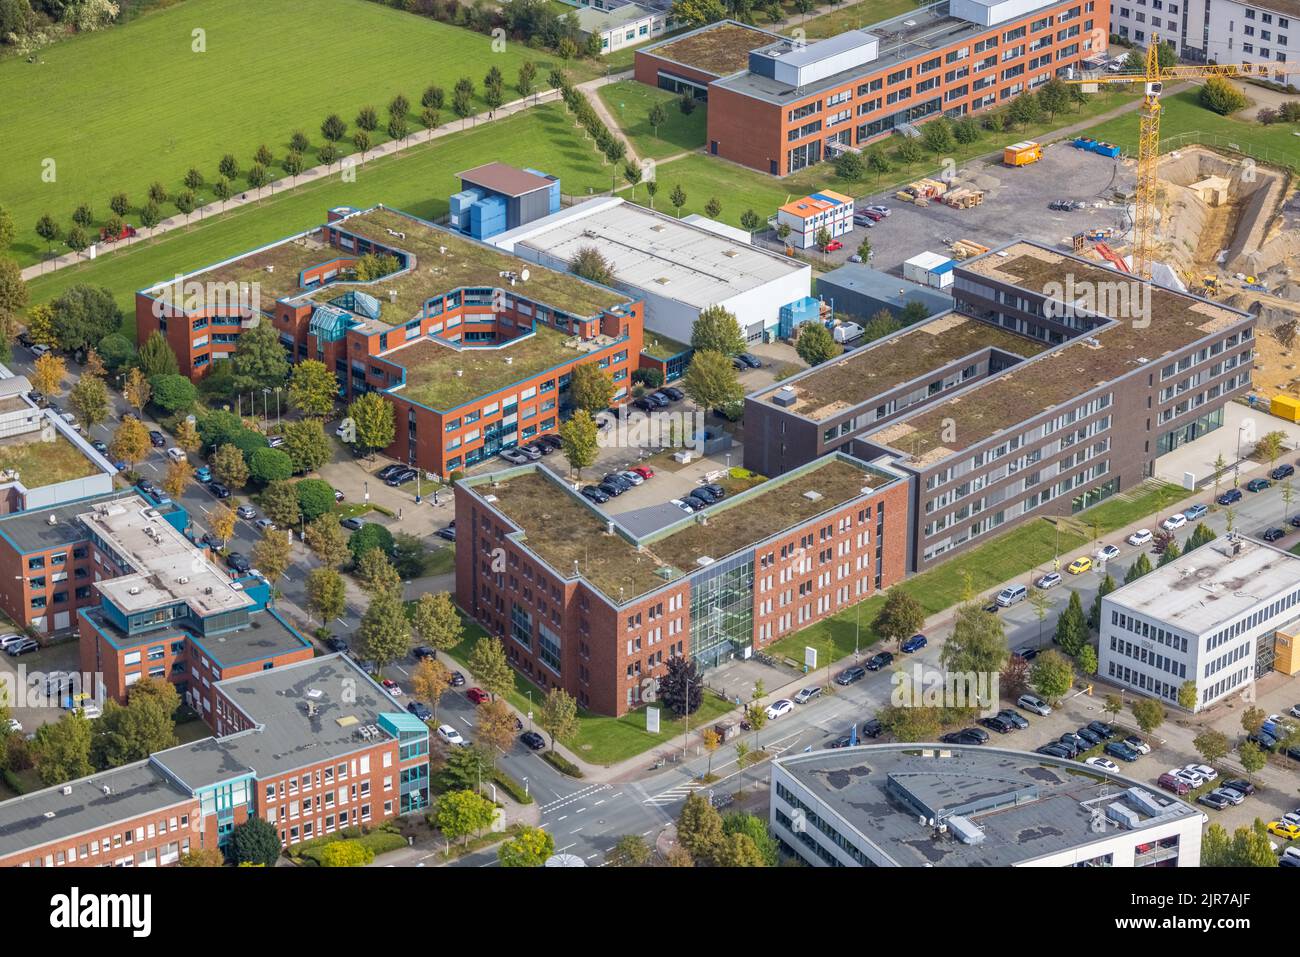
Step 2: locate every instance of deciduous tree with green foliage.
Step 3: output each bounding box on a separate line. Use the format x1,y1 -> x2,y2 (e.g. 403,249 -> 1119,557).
606,834 -> 653,867
69,375 -> 109,430
468,636 -> 514,700
498,826 -> 554,867
676,790 -> 725,863
683,349 -> 743,411
411,592 -> 463,652
31,710 -> 93,786
356,547 -> 401,597
690,304 -> 745,357
249,447 -> 293,484
230,318 -> 289,393
873,588 -> 925,647
281,418 -> 331,474
230,816 -> 281,867
357,590 -> 412,668
559,408 -> 599,479
347,522 -> 395,562
1029,649 -> 1074,703
288,359 -> 338,417
795,321 -> 839,366
92,678 -> 181,769
306,567 -> 346,623
434,789 -> 496,849
49,283 -> 120,352
1201,822 -> 1279,867
252,529 -> 292,585
1132,697 -> 1166,736
260,479 -> 301,528
538,687 -> 579,752
347,391 -> 396,455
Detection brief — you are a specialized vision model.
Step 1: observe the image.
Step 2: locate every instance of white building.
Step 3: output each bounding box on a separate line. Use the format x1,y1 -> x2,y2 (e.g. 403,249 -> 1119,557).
1099,535 -> 1300,712
1111,0 -> 1299,82
567,2 -> 670,55
775,191 -> 855,250
490,197 -> 812,345
771,745 -> 1206,867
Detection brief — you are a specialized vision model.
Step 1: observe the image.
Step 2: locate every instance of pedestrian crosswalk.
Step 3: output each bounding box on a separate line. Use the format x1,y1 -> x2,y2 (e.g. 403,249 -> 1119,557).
642,781 -> 706,807
539,783 -> 609,815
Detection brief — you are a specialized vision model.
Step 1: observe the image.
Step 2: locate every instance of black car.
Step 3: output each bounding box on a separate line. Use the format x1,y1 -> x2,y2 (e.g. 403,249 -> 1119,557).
735,353 -> 761,369
860,718 -> 884,739
644,392 -> 669,408
149,430 -> 167,448
700,483 -> 725,500
385,468 -> 417,486
1273,464 -> 1296,480
341,517 -> 365,531
580,485 -> 610,504
449,671 -> 466,687
26,389 -> 44,406
603,473 -> 633,491
597,480 -> 625,498
537,434 -> 564,451
436,526 -> 456,542
835,665 -> 867,686
661,387 -> 685,401
1086,720 -> 1115,739
1264,527 -> 1286,542
520,730 -> 546,751
225,552 -> 251,574
1056,735 -> 1084,757
135,478 -> 157,495
941,728 -> 989,746
689,486 -> 720,504
1038,743 -> 1073,758
16,331 -> 32,348
979,715 -> 1015,734
526,441 -> 553,457
1221,778 -> 1255,797
632,397 -> 657,413
1075,727 -> 1103,746
376,464 -> 404,481
685,490 -> 714,509
91,440 -> 109,454
865,651 -> 894,671
407,702 -> 433,721
826,734 -> 854,749
200,532 -> 222,550
325,637 -> 349,654
1290,515 -> 1300,529
1048,199 -> 1076,211
208,481 -> 231,499
997,709 -> 1030,730
413,646 -> 436,661
651,390 -> 676,405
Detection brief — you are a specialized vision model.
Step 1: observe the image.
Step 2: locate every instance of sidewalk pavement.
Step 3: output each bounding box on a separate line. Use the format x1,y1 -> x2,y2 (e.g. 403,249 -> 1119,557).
20,88 -> 563,282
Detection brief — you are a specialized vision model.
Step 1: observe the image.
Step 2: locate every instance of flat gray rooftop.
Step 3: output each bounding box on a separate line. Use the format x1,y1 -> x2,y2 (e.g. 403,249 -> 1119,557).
0,489 -> 160,554
777,744 -> 1200,866
714,2 -> 990,104
0,762 -> 190,862
504,198 -> 807,309
191,610 -> 311,668
80,497 -> 251,617
151,655 -> 405,789
1106,537 -> 1300,634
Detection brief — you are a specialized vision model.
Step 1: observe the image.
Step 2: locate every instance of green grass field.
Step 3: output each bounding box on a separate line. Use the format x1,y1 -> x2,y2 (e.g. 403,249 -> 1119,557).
597,80 -> 707,160
1081,87 -> 1300,170
0,0 -> 574,266
22,104 -> 612,337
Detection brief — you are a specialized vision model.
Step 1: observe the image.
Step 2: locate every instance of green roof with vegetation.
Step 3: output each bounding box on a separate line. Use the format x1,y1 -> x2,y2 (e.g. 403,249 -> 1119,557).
477,455 -> 891,602
392,323 -> 584,411
314,207 -> 629,323
641,332 -> 692,359
0,434 -> 99,488
649,21 -> 777,74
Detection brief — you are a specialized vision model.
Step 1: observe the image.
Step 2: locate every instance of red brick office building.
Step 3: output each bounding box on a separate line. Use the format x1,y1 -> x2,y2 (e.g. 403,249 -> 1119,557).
136,205 -> 643,479
0,655 -> 430,867
456,453 -> 910,716
637,0 -> 1110,176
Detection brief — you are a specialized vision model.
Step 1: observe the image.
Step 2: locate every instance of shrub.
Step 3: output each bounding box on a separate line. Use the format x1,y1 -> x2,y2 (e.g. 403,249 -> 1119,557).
493,769 -> 535,803
296,478 -> 336,521
543,751 -> 584,778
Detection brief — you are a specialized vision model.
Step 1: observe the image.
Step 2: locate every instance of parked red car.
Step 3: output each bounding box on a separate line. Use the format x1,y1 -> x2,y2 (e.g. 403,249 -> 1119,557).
630,466 -> 655,480
822,239 -> 843,252
465,687 -> 490,704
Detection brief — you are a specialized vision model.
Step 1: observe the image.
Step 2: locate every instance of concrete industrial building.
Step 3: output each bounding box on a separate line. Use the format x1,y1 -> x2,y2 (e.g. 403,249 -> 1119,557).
744,240 -> 1256,571
1099,535 -> 1300,711
568,2 -> 671,54
136,205 -> 643,479
455,453 -> 909,716
639,0 -> 1111,175
770,744 -> 1206,866
814,262 -> 955,322
0,655 -> 429,867
491,197 -> 812,350
1111,0 -> 1300,81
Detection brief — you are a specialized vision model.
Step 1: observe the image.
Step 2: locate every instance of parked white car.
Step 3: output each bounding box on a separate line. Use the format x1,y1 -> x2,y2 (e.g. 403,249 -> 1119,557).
1086,756 -> 1119,772
1172,767 -> 1205,788
1127,528 -> 1153,546
1161,513 -> 1187,531
1187,763 -> 1218,782
0,634 -> 25,650
765,699 -> 795,720
1096,544 -> 1121,562
166,447 -> 186,463
437,724 -> 466,746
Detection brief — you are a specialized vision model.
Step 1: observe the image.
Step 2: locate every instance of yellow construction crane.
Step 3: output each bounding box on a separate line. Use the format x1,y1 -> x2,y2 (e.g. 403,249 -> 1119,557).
1065,37 -> 1300,279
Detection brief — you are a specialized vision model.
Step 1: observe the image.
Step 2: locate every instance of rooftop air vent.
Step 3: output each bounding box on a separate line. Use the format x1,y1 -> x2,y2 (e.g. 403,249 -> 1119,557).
47,514 -> 57,526
802,490 -> 823,502
61,786 -> 72,796
306,688 -> 324,699
505,356 -> 514,365
772,387 -> 797,408
696,556 -> 715,566
128,586 -> 140,595
265,265 -> 275,273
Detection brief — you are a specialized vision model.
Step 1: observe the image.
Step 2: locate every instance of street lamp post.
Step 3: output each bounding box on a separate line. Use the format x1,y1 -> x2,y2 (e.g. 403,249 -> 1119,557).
274,387 -> 282,427
364,480 -> 370,504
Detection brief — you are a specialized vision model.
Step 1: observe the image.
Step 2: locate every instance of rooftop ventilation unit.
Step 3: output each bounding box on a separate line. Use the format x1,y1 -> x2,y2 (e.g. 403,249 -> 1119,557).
802,490 -> 824,502
773,387 -> 797,408
306,688 -> 323,699
47,514 -> 58,526
696,556 -> 715,566
1106,802 -> 1141,829
61,786 -> 72,796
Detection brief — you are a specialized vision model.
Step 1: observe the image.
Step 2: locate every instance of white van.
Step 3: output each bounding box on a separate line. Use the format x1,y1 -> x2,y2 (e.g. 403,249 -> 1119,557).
995,583 -> 1027,607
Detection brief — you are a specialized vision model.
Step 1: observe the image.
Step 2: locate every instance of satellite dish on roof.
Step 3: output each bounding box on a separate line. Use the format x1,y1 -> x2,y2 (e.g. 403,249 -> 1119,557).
520,269 -> 530,282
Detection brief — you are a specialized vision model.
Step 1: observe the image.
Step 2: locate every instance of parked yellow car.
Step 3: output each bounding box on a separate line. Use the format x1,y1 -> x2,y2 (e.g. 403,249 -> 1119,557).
1067,556 -> 1093,575
1266,820 -> 1300,841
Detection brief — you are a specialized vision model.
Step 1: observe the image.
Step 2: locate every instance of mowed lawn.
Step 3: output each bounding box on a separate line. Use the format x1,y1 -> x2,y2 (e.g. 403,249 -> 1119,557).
22,104 -> 612,337
0,0 -> 568,266
597,80 -> 707,160
1082,87 -> 1300,170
